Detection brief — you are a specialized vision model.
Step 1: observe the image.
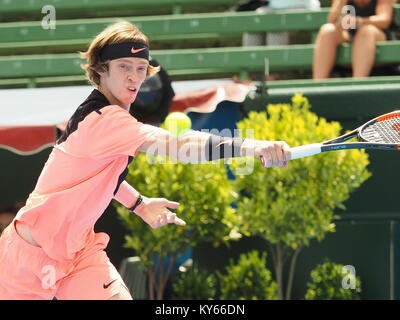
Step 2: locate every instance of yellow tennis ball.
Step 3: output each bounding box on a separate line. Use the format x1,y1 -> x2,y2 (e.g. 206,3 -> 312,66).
164,112 -> 192,136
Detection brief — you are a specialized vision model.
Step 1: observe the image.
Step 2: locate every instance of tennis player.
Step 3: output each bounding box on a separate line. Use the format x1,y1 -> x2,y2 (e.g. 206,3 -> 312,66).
0,21 -> 290,300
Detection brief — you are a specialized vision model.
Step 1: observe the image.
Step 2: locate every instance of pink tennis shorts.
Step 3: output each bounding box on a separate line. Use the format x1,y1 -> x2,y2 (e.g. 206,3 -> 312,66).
0,221 -> 130,300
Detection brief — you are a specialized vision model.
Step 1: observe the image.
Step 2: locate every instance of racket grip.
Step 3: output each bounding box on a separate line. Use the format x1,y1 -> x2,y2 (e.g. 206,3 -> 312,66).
289,143 -> 322,160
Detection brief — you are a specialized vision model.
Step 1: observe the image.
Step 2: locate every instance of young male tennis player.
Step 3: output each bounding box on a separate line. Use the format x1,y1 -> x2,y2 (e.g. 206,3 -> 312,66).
0,21 -> 290,300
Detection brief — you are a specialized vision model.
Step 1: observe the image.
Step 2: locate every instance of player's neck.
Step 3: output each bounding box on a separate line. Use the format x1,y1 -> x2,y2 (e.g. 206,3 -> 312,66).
97,86 -> 129,111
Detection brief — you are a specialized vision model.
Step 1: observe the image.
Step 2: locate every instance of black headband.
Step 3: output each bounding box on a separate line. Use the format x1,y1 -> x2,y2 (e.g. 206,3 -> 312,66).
99,42 -> 149,62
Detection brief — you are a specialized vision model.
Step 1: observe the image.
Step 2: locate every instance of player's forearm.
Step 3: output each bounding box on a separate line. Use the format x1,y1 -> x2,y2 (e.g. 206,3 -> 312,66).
239,139 -> 264,158
173,130 -> 244,163
175,133 -> 284,163
113,180 -> 141,208
140,128 -> 287,165
174,130 -> 210,163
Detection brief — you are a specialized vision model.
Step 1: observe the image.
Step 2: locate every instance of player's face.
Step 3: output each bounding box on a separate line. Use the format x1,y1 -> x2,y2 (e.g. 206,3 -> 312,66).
100,57 -> 149,108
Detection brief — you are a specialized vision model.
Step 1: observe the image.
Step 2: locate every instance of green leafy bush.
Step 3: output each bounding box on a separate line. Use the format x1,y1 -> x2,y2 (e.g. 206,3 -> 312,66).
305,259 -> 361,300
229,93 -> 371,299
230,93 -> 371,247
218,250 -> 279,300
172,265 -> 217,300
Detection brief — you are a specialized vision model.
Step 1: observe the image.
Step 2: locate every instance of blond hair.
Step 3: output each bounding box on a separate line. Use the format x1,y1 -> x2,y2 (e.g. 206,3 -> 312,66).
80,21 -> 160,86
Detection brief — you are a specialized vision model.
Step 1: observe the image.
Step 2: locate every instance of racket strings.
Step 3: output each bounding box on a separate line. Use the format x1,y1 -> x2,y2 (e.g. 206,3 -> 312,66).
362,117 -> 400,143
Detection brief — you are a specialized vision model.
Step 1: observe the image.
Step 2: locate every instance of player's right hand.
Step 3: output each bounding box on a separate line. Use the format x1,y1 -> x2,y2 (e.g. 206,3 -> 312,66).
258,141 -> 290,168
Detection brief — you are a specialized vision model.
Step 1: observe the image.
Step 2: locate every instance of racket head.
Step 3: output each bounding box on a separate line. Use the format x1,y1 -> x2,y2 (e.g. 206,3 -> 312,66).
261,110 -> 400,165
359,110 -> 400,144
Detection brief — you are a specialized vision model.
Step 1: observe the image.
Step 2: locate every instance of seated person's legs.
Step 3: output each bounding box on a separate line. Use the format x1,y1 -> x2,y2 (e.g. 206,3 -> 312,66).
352,24 -> 387,78
313,23 -> 350,79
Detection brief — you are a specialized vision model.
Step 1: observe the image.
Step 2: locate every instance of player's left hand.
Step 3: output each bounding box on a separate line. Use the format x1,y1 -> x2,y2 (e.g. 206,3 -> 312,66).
133,196 -> 186,229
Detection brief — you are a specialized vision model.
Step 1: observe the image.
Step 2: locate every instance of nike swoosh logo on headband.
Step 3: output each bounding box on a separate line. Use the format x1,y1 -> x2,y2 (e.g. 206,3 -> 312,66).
131,47 -> 146,54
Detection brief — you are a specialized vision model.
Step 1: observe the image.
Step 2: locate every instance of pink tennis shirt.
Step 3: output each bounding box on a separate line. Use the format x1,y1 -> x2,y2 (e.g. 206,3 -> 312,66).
15,89 -> 159,262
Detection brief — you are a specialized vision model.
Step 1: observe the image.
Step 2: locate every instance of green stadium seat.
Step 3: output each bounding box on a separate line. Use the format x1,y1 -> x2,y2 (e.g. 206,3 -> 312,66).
1,4 -> 400,87
0,0 -> 240,21
1,41 -> 399,84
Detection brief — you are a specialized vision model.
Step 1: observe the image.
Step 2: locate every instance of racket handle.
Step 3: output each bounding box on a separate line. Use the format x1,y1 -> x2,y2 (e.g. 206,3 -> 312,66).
260,143 -> 322,167
289,143 -> 322,160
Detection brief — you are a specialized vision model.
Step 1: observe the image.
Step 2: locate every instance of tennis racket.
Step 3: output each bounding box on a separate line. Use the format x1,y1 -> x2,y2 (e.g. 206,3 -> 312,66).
261,110 -> 400,166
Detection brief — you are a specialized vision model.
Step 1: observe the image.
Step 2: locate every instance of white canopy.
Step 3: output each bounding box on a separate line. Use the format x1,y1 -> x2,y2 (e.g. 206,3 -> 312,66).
0,79 -> 235,126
